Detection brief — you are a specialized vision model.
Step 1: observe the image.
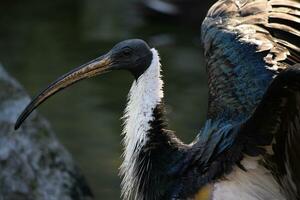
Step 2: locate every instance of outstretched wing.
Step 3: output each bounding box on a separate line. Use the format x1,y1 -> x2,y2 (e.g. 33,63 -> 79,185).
239,64 -> 300,199
201,0 -> 300,121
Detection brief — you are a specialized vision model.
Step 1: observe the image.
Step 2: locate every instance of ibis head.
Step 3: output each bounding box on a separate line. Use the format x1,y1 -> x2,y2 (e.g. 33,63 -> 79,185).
14,39 -> 153,130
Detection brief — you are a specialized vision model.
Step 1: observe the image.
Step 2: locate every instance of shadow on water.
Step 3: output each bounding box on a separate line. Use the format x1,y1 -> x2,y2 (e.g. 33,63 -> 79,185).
0,0 -> 209,199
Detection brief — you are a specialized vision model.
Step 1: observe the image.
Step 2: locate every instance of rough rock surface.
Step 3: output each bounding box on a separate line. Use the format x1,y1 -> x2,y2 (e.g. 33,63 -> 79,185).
0,64 -> 93,200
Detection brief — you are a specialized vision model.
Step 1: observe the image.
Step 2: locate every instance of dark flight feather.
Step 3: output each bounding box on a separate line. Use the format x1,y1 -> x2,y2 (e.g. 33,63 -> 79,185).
238,64 -> 300,200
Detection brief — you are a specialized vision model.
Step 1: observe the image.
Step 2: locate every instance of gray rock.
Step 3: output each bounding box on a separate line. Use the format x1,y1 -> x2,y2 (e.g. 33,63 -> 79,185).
0,64 -> 93,200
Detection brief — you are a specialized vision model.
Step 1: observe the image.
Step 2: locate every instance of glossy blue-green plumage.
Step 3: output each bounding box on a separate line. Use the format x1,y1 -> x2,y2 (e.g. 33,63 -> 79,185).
138,0 -> 300,199
202,0 -> 300,120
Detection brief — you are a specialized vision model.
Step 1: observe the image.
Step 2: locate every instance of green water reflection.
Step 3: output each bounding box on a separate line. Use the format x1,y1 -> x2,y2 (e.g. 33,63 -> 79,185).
0,0 -> 208,199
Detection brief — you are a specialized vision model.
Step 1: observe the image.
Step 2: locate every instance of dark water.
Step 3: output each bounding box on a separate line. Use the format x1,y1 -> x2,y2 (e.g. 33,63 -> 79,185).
0,0 -> 208,199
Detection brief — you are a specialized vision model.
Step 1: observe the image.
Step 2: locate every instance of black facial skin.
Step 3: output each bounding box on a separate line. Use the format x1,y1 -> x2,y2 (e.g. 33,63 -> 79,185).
109,39 -> 153,78
15,39 -> 153,129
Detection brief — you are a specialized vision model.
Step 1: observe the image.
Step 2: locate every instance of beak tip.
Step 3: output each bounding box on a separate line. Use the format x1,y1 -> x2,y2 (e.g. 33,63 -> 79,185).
14,113 -> 26,130
14,120 -> 21,130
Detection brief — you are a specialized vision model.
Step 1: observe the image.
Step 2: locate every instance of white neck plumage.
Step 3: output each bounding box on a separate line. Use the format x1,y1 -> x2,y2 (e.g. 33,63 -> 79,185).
120,49 -> 164,199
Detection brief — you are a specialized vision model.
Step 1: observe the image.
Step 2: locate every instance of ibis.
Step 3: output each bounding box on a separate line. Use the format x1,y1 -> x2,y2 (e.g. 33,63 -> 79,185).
15,0 -> 300,199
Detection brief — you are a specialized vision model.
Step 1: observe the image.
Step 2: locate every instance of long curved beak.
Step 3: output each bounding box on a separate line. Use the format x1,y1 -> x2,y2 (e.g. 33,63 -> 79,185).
15,53 -> 112,130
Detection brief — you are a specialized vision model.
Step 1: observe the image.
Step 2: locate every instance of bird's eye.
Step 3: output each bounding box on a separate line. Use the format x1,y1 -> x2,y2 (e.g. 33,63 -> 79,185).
122,48 -> 132,57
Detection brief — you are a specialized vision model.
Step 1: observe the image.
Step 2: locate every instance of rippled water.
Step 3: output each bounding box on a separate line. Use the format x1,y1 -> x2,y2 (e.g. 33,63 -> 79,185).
0,0 -> 208,199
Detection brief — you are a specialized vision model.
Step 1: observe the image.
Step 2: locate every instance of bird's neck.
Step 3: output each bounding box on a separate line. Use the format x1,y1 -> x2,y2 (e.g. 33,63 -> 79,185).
121,48 -> 164,163
120,49 -> 182,199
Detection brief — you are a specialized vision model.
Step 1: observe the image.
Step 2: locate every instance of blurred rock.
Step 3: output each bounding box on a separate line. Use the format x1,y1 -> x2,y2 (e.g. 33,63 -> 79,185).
0,64 -> 93,200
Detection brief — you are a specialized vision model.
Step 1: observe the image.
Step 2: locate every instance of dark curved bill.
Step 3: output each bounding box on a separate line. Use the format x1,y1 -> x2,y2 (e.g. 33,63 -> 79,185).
15,54 -> 112,130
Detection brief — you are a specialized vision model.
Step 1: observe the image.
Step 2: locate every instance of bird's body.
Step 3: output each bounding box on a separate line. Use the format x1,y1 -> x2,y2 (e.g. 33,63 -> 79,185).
15,0 -> 300,199
117,50 -> 283,199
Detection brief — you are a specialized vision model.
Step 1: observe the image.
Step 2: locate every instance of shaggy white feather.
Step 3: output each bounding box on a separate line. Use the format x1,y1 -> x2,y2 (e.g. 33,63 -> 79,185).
120,48 -> 163,199
212,156 -> 286,200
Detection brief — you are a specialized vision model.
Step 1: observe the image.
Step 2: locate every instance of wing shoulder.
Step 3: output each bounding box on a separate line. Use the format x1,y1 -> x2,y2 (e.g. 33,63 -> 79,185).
201,0 -> 300,120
